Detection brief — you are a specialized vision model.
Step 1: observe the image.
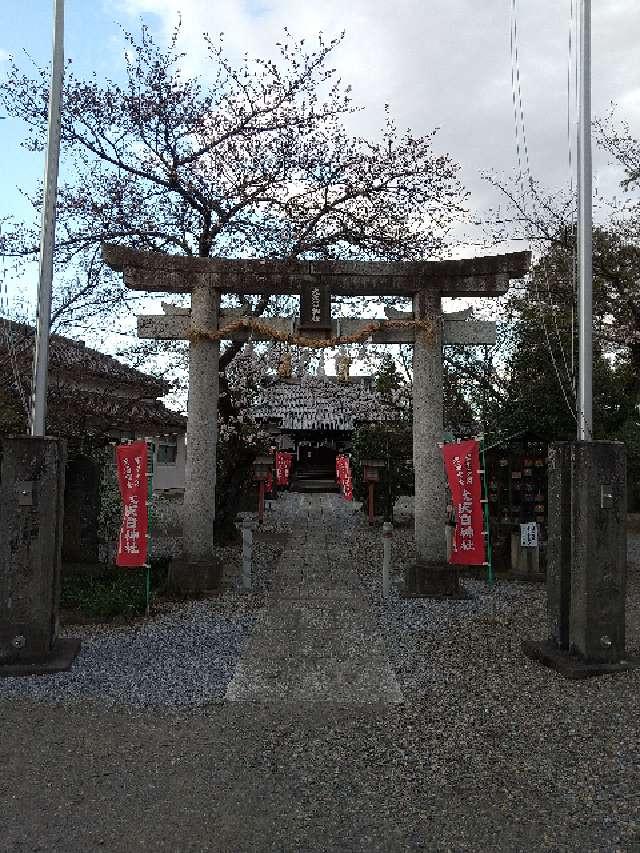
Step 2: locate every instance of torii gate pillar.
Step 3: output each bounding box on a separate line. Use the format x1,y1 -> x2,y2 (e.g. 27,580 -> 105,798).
172,283 -> 221,591
412,289 -> 447,566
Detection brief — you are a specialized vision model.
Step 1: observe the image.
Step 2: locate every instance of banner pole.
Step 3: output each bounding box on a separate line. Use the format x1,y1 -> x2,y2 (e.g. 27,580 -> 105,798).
480,434 -> 494,590
145,440 -> 153,617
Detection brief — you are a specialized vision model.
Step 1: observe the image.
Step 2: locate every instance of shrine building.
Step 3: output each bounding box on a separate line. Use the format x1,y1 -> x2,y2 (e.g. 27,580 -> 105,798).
252,371 -> 398,475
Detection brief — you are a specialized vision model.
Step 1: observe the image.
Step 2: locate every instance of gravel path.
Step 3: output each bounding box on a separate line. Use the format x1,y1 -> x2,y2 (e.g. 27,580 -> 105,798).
2,496 -> 640,851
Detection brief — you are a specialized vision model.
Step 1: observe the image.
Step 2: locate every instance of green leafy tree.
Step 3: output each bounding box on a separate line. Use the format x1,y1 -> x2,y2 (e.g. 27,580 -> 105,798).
350,422 -> 414,519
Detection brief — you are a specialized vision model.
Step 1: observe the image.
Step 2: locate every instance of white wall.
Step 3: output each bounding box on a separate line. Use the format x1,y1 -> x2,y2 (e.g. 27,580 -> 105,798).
151,434 -> 186,492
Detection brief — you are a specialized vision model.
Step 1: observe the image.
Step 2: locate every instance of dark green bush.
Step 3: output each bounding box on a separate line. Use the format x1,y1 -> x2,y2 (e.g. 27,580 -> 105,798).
61,557 -> 170,619
350,421 -> 414,518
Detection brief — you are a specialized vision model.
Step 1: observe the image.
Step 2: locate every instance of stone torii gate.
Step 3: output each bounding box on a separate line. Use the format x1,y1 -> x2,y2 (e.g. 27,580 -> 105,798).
103,245 -> 530,590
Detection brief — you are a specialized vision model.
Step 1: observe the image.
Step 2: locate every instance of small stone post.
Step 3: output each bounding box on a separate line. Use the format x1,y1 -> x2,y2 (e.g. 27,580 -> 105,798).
382,521 -> 392,598
241,520 -> 254,592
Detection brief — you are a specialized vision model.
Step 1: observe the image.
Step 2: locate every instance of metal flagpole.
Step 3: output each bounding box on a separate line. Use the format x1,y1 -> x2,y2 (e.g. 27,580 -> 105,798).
30,0 -> 64,437
577,0 -> 592,441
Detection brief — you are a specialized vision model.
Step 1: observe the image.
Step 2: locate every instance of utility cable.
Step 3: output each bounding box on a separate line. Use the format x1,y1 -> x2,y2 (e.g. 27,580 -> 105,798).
508,0 -> 577,415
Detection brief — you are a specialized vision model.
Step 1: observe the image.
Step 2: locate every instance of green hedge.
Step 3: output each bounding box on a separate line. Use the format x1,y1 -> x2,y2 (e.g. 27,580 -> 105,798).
350,421 -> 414,518
61,558 -> 170,619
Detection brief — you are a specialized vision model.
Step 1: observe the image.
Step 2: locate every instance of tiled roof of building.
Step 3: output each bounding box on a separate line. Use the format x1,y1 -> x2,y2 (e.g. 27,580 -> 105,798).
1,320 -> 169,393
0,319 -> 185,438
252,376 -> 399,432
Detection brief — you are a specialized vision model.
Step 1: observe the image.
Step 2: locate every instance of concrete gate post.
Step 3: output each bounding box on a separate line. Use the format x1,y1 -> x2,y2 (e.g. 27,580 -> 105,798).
175,282 -> 221,592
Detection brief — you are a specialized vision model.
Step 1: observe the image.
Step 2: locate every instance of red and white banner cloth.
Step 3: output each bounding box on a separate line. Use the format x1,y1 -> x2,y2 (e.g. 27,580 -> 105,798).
441,439 -> 486,565
335,454 -> 353,501
275,451 -> 293,486
115,441 -> 149,567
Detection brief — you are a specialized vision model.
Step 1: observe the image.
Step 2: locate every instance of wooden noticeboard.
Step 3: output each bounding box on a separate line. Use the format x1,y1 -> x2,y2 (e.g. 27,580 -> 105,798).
485,439 -> 548,574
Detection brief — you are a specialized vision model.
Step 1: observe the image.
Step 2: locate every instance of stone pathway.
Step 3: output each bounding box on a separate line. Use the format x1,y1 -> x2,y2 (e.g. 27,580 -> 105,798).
226,493 -> 402,703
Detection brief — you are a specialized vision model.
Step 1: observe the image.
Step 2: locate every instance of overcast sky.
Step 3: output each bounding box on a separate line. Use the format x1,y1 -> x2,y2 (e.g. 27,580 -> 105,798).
120,0 -> 640,232
1,0 -> 639,328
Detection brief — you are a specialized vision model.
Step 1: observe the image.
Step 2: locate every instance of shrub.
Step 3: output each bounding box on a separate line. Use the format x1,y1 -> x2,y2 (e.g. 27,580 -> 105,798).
350,421 -> 414,518
61,558 -> 170,619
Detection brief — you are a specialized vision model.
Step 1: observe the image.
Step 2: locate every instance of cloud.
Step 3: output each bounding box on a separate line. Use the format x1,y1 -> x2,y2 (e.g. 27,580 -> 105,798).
0,47 -> 10,63
118,0 -> 640,237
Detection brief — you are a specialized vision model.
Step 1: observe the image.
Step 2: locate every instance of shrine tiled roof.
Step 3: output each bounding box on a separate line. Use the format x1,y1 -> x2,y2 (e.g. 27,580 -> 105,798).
252,376 -> 399,432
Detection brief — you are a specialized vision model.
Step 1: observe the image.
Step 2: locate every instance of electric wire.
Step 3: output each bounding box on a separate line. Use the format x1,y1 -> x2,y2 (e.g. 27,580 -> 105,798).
510,1 -> 525,205
508,0 -> 577,420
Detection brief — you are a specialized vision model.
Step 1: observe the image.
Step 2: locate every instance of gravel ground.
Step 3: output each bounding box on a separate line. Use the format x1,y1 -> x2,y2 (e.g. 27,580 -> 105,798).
2,497 -> 640,851
0,541 -> 282,709
349,515 -> 640,700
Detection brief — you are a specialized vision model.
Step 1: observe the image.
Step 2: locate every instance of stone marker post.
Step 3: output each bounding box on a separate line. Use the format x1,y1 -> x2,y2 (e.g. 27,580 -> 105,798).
546,442 -> 573,648
570,441 -> 627,661
0,436 -> 80,676
241,519 -> 254,592
524,440 -> 638,678
382,521 -> 392,598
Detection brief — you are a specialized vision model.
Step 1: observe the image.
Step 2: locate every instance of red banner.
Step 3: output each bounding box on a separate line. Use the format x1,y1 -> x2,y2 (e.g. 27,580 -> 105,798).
115,441 -> 149,567
275,451 -> 292,486
336,455 -> 353,501
265,470 -> 273,494
441,439 -> 486,565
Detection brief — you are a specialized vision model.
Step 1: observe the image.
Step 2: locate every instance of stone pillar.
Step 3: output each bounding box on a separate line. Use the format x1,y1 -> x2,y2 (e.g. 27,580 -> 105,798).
179,282 -> 220,588
570,441 -> 627,663
412,289 -> 446,563
1,436 -> 80,675
547,442 -> 572,648
523,440 -> 635,677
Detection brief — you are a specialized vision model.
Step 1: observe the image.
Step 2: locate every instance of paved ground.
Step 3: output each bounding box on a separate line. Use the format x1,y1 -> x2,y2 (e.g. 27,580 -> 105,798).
227,494 -> 401,703
2,494 -> 640,852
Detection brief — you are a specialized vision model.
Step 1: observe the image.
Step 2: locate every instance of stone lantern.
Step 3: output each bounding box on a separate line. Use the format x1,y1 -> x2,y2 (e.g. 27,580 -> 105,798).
362,459 -> 385,524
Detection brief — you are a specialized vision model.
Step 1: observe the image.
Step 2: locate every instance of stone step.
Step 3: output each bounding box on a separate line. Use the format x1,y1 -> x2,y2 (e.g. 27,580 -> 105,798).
243,629 -> 388,660
256,606 -> 379,633
290,479 -> 340,493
